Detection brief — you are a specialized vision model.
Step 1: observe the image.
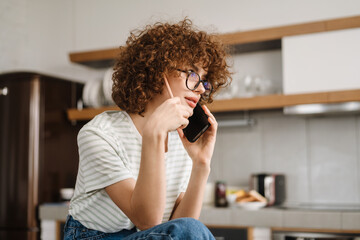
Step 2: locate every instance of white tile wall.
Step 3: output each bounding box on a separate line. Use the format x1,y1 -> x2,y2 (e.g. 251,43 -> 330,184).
262,116 -> 309,203
212,123 -> 262,186
308,116 -> 358,204
211,113 -> 360,205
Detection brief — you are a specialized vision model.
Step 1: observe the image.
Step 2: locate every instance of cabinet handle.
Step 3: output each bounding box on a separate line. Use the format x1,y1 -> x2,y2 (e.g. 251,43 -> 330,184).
0,87 -> 8,96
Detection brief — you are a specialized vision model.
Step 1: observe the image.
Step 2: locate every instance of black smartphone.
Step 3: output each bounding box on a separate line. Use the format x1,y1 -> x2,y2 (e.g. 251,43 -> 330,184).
183,103 -> 211,142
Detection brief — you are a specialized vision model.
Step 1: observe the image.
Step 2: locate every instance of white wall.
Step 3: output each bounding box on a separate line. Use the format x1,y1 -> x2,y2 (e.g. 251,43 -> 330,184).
72,0 -> 360,51
0,0 -> 102,82
1,0 -> 360,81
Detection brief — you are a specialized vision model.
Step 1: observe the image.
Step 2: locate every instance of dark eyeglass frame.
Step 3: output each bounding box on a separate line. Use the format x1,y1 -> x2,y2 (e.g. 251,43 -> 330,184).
176,69 -> 213,95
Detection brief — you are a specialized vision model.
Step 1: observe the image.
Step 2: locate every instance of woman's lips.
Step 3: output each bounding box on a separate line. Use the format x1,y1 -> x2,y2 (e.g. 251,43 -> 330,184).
185,97 -> 198,108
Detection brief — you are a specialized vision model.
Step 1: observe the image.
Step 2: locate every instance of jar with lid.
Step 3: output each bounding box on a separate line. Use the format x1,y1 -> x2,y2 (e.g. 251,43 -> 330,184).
215,181 -> 228,207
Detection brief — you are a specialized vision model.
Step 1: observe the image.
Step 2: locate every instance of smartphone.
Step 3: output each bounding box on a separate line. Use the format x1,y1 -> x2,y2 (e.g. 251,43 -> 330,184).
183,103 -> 211,142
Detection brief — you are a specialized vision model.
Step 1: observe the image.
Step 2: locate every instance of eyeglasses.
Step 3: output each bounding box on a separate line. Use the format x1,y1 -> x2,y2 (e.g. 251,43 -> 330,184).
177,69 -> 213,97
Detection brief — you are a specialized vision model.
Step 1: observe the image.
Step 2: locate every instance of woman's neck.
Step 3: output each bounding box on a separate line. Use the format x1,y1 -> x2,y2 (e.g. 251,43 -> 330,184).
129,111 -> 168,153
128,112 -> 147,137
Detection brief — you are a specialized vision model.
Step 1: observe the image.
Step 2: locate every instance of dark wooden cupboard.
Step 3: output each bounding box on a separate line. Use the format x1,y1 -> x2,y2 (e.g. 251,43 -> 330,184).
0,72 -> 83,240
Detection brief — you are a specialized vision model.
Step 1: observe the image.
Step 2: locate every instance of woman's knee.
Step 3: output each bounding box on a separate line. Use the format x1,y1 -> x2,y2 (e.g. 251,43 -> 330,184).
167,218 -> 214,239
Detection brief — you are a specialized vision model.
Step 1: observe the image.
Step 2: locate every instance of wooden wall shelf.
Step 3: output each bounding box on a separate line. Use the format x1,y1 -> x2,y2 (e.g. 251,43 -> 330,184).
69,15 -> 360,68
67,89 -> 360,121
218,15 -> 360,45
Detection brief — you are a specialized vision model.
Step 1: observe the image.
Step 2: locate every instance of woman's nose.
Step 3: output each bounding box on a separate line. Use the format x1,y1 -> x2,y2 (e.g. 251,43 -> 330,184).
195,82 -> 206,94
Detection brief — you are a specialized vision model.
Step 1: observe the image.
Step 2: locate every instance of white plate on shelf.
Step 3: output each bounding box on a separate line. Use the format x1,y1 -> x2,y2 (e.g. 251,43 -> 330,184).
82,80 -> 93,107
236,202 -> 266,210
103,68 -> 114,105
83,79 -> 105,107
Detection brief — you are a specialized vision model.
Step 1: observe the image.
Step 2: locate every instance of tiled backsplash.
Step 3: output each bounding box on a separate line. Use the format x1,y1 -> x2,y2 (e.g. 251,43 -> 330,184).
210,111 -> 360,205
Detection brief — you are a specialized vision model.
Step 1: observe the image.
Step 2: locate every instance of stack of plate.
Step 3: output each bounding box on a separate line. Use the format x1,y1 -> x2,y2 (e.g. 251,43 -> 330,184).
82,79 -> 106,108
82,68 -> 116,107
102,68 -> 115,105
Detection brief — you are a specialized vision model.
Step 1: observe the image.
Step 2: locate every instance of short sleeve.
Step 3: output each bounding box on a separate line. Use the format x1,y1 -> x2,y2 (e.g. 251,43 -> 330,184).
77,126 -> 134,193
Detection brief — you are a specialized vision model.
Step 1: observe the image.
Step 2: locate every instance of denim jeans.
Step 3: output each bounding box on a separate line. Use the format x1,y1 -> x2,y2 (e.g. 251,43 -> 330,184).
63,215 -> 215,240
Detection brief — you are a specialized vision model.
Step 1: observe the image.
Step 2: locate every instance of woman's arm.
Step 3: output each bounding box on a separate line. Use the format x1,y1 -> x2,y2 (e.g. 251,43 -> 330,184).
170,163 -> 210,220
170,105 -> 217,220
106,97 -> 193,230
106,131 -> 167,230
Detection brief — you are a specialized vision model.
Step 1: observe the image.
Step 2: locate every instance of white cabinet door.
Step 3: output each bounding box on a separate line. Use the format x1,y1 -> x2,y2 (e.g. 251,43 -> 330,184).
282,28 -> 360,94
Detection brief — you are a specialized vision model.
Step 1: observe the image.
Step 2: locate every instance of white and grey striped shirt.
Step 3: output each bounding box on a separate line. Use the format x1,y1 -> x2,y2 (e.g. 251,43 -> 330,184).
69,111 -> 192,233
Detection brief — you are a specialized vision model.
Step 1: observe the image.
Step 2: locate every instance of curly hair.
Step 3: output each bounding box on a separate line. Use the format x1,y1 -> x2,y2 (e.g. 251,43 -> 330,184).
112,18 -> 232,115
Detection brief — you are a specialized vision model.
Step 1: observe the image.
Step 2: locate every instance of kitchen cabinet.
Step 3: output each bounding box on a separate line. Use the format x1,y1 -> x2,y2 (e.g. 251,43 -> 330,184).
283,27 -> 360,94
67,15 -> 360,121
207,226 -> 248,240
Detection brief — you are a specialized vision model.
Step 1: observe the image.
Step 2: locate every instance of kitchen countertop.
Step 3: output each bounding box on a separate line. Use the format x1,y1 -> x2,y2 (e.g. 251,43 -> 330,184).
39,202 -> 70,221
38,203 -> 360,231
199,205 -> 360,231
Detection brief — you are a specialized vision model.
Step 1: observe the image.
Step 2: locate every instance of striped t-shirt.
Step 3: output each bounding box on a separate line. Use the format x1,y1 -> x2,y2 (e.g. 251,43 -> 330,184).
69,111 -> 192,233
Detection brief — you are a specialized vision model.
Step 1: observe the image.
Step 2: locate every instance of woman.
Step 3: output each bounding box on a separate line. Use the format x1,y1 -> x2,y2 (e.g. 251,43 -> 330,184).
64,18 -> 231,240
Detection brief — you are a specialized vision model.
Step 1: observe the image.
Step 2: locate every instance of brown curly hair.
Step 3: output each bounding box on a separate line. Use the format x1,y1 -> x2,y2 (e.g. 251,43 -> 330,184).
112,18 -> 231,115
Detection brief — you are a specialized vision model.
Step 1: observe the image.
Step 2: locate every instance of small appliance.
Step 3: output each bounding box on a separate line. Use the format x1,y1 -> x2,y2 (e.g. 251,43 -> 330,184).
250,173 -> 286,206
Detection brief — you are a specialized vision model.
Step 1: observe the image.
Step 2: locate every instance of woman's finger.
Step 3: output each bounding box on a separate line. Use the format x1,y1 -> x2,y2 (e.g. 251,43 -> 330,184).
203,105 -> 214,119
177,128 -> 184,138
203,105 -> 217,125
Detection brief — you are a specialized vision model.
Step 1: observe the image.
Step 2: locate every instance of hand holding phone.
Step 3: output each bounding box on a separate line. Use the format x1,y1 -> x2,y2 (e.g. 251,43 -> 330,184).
182,103 -> 211,142
163,77 -> 210,142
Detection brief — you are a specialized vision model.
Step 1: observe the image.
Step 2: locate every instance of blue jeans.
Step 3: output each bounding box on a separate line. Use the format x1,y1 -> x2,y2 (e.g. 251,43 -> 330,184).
63,215 -> 215,240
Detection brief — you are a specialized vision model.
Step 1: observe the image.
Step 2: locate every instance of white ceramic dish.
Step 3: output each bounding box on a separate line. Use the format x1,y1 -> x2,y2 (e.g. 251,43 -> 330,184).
236,201 -> 266,210
60,188 -> 74,201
